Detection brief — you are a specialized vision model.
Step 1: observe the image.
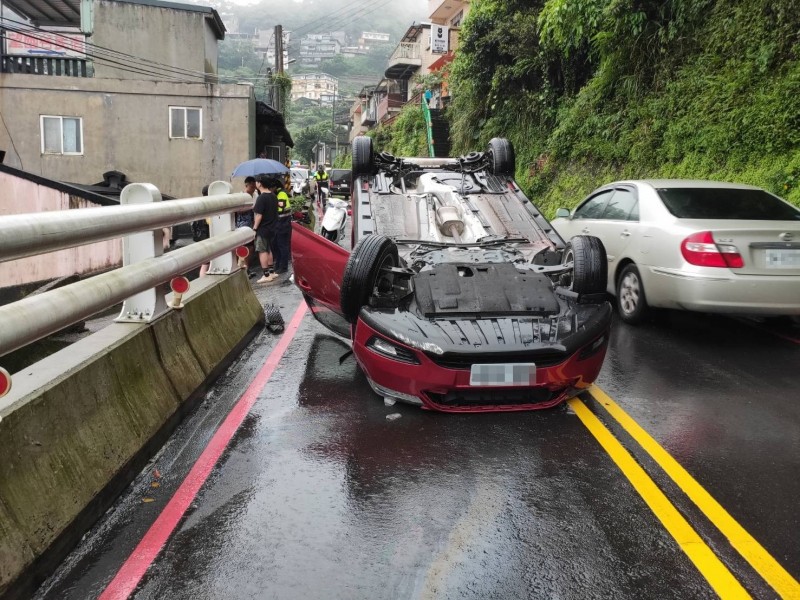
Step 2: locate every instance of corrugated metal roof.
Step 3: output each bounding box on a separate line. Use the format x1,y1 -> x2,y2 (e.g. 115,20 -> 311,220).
2,0 -> 225,37
2,0 -> 81,27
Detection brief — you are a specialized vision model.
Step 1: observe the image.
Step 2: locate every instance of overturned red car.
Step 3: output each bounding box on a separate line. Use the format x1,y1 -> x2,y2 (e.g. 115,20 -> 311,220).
291,136 -> 612,413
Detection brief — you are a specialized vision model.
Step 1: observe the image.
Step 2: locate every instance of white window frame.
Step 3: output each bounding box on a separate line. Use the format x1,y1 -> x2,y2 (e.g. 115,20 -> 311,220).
40,115 -> 84,155
169,106 -> 203,140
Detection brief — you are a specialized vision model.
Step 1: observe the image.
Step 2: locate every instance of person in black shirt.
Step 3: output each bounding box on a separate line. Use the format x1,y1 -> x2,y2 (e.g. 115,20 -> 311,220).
252,174 -> 279,283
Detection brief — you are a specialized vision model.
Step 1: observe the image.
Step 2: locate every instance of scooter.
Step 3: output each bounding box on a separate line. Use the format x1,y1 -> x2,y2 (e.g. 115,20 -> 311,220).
291,174 -> 311,199
317,185 -> 330,207
320,198 -> 349,244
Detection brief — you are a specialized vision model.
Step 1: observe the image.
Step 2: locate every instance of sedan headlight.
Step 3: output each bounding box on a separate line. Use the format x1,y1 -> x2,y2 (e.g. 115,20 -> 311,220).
366,336 -> 420,364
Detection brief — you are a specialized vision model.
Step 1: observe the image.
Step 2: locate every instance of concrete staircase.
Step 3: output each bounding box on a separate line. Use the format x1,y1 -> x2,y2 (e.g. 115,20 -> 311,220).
428,108 -> 451,157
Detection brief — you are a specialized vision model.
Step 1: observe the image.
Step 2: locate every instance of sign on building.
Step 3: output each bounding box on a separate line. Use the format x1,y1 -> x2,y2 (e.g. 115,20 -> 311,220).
430,25 -> 449,54
6,31 -> 86,57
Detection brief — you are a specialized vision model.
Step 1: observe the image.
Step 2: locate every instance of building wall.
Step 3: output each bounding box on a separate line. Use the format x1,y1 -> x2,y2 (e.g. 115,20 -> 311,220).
0,172 -> 123,289
290,73 -> 337,102
0,75 -> 254,198
428,0 -> 470,26
91,0 -> 216,80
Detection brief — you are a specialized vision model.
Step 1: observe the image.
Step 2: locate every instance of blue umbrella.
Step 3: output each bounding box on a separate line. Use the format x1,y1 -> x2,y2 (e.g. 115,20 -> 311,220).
231,158 -> 289,178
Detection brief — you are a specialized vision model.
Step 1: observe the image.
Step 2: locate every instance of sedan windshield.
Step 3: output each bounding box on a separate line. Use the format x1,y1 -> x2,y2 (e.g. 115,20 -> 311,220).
657,187 -> 800,220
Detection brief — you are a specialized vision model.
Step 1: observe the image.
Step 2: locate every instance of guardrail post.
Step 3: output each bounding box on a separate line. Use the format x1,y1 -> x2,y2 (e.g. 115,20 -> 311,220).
116,183 -> 168,323
207,180 -> 238,275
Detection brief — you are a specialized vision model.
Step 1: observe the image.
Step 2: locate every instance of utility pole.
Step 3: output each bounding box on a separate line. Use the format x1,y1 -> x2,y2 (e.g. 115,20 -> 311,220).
332,84 -> 337,162
274,24 -> 284,113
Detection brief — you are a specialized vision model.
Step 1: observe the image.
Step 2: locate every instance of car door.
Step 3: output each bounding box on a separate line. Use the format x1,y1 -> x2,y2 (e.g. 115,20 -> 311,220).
596,186 -> 639,275
553,189 -> 614,240
291,222 -> 351,338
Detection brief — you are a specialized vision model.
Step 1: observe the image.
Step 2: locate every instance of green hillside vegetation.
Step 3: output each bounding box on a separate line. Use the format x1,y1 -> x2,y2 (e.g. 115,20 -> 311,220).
440,0 -> 800,217
368,100 -> 429,158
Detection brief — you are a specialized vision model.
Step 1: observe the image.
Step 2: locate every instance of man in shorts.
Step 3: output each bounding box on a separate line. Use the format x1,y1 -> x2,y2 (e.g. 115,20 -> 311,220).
252,174 -> 279,283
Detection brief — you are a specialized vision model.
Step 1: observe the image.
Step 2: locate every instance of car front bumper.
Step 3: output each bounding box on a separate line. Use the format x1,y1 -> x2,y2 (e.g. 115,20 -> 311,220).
352,318 -> 610,413
645,267 -> 800,315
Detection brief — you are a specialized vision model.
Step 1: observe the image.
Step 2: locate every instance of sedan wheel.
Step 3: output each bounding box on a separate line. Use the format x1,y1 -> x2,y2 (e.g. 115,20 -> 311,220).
617,264 -> 648,324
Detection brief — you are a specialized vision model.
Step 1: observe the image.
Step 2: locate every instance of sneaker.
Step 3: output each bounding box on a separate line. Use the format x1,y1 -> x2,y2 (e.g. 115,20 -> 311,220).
256,275 -> 270,284
266,272 -> 280,281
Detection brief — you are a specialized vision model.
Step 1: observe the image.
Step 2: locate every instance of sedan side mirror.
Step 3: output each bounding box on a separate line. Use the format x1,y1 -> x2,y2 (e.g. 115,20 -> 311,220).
555,208 -> 571,218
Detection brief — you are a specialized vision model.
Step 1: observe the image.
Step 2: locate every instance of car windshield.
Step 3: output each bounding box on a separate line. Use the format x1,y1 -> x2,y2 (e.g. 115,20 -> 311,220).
657,187 -> 800,220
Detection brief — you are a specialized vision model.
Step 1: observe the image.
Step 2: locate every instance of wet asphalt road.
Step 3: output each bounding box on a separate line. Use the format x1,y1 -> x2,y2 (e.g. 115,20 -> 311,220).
33,275 -> 800,599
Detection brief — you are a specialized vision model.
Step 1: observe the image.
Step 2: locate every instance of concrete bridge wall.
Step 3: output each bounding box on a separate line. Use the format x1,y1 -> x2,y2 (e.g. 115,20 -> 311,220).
0,270 -> 264,599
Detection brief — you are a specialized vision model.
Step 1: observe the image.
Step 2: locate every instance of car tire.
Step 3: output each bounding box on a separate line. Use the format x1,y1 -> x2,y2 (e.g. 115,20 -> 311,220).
616,263 -> 649,324
340,235 -> 399,322
566,235 -> 607,295
352,136 -> 374,178
487,138 -> 515,175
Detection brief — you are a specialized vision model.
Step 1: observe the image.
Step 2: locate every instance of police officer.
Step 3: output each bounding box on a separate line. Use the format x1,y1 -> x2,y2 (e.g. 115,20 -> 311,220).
315,165 -> 329,209
269,177 -> 293,275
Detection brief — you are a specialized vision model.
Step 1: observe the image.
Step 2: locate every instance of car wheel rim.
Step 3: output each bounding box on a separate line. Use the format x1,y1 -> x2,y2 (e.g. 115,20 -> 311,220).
620,272 -> 640,315
376,255 -> 396,293
562,249 -> 574,287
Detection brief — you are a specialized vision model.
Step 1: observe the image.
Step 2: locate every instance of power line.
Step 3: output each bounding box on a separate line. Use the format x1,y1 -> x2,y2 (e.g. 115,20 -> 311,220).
0,17 -> 250,84
288,0 -> 395,50
288,0 -> 383,39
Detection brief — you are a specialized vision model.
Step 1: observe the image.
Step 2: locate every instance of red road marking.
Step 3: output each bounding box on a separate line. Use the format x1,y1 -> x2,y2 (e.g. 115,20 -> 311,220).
100,302 -> 308,600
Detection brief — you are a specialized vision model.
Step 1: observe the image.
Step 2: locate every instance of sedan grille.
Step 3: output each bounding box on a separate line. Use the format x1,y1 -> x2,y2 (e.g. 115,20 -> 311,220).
429,351 -> 566,370
427,388 -> 563,407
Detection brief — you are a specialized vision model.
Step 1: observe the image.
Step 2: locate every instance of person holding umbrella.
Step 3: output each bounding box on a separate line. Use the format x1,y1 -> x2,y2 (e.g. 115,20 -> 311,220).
231,158 -> 289,179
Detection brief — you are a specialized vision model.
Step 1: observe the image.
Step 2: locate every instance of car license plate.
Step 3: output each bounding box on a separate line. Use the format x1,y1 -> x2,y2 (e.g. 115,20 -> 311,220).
765,248 -> 800,268
470,363 -> 536,386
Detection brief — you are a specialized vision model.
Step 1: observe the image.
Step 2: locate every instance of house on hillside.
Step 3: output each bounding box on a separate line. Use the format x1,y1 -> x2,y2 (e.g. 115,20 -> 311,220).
290,72 -> 338,105
426,0 -> 470,106
345,3 -> 471,141
298,32 -> 345,65
358,31 -> 390,49
0,0 -> 292,198
428,0 -> 470,29
348,85 -> 374,142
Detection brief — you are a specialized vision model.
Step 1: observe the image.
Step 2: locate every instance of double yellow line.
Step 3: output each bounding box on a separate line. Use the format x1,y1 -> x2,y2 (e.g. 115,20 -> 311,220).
569,386 -> 800,599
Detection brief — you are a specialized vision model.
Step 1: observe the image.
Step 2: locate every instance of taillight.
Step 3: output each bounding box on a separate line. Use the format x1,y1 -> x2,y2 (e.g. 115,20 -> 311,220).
680,231 -> 744,268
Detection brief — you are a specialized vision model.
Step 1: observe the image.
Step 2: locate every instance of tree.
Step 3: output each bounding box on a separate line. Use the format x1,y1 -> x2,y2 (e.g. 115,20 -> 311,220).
293,124 -> 331,164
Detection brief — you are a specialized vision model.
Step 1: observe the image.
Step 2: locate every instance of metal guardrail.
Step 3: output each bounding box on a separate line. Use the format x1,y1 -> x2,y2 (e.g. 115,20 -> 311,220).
0,180 -> 255,362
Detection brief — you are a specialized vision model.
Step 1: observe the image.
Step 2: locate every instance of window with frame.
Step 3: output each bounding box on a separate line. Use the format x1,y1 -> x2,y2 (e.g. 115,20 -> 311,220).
260,146 -> 280,160
574,190 -> 613,219
602,188 -> 639,220
40,116 -> 83,155
169,107 -> 202,139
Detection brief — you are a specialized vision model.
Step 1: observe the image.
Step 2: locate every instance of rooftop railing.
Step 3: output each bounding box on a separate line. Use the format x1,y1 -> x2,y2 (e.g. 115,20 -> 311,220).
1,54 -> 92,77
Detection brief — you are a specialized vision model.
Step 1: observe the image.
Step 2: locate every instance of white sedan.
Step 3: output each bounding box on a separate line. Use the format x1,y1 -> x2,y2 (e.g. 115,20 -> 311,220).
551,180 -> 800,323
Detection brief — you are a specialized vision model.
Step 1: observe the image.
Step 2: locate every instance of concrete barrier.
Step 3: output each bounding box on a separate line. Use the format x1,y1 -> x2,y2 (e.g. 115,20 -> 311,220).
0,270 -> 264,599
